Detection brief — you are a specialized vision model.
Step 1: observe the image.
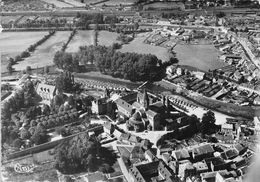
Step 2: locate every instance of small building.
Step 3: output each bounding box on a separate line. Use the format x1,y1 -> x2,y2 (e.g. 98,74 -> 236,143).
172,148 -> 191,161
115,98 -> 134,118
129,160 -> 176,182
119,133 -> 131,143
145,149 -> 158,162
103,122 -> 115,135
233,143 -> 247,155
221,148 -> 239,160
193,161 -> 209,174
221,123 -> 233,135
205,157 -> 227,171
191,144 -> 215,161
92,97 -> 114,115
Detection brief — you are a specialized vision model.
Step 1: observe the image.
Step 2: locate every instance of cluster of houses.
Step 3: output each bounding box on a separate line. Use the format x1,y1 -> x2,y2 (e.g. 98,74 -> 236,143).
104,117 -> 253,182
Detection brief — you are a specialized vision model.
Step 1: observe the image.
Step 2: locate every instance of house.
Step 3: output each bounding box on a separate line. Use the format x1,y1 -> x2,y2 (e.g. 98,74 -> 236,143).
145,149 -> 158,162
233,143 -> 247,155
172,148 -> 191,161
35,83 -> 56,101
115,98 -> 134,118
222,149 -> 238,161
215,133 -> 234,144
128,135 -> 142,145
113,127 -> 123,139
129,160 -> 176,182
178,160 -> 194,179
119,133 -> 130,143
91,98 -> 114,115
200,170 -> 229,182
205,157 -> 227,171
232,156 -> 247,169
103,122 -> 115,135
162,153 -> 171,164
192,71 -> 205,80
191,144 -> 215,161
130,146 -> 145,160
221,123 -> 233,135
140,139 -> 152,151
193,161 -> 209,174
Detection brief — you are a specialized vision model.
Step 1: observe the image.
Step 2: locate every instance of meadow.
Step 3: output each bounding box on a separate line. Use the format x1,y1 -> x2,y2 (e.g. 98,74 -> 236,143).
119,33 -> 170,62
1,31 -> 48,73
174,44 -> 228,71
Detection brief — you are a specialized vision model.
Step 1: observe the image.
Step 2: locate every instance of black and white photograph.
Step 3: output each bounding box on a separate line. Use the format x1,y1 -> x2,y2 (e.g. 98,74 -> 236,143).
1,0 -> 260,181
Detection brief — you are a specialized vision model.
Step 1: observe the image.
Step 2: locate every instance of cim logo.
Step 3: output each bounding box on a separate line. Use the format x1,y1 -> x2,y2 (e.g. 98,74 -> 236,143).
14,163 -> 37,173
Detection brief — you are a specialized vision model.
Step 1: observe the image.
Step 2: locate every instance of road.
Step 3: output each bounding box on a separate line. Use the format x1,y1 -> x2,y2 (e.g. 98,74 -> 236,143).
237,38 -> 260,69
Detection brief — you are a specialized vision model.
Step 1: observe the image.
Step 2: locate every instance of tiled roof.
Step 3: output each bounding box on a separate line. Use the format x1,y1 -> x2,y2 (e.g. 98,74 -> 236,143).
146,109 -> 158,118
115,98 -> 133,114
172,148 -> 190,160
119,133 -> 130,140
192,144 -> 214,156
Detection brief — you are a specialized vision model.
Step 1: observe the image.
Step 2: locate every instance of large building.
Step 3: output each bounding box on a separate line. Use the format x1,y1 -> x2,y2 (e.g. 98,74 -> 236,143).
35,83 -> 56,101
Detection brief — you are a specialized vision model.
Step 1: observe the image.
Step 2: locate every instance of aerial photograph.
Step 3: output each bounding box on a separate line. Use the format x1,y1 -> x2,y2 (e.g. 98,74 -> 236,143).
1,0 -> 260,181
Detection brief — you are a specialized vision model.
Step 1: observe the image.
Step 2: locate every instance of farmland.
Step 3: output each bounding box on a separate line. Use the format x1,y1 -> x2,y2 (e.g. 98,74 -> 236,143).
66,30 -> 119,52
1,31 -> 48,73
13,31 -> 72,71
41,0 -> 74,8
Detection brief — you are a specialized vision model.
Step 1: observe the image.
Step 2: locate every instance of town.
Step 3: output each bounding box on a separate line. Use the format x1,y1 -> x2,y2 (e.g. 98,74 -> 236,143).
1,0 -> 260,182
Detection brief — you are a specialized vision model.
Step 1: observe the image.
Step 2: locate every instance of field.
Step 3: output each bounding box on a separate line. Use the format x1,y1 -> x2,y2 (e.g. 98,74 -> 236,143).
66,30 -> 119,52
66,30 -> 94,52
1,0 -> 51,12
95,0 -> 135,6
0,15 -> 20,24
174,44 -> 228,71
1,30 -> 119,73
119,33 -> 170,62
1,31 -> 48,73
13,31 -> 72,71
41,0 -> 74,8
62,0 -> 86,7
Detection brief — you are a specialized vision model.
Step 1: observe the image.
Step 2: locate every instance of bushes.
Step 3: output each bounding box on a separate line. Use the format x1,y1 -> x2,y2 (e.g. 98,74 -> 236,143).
116,34 -> 133,44
21,51 -> 30,58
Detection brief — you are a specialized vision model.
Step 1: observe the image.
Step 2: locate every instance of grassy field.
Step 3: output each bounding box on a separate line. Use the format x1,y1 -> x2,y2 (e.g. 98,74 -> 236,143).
1,31 -> 49,73
66,30 -> 119,52
12,31 -> 72,71
41,0 -> 74,8
119,33 -> 170,62
174,44 -> 228,72
0,15 -> 20,24
66,30 -> 94,52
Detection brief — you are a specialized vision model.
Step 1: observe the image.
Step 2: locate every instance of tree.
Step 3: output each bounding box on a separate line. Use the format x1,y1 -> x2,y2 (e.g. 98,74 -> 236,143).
42,104 -> 51,115
44,66 -> 49,74
31,131 -> 49,145
15,55 -> 22,62
7,62 -> 13,74
12,138 -> 23,149
201,110 -> 216,135
20,129 -> 31,140
21,51 -> 30,58
26,66 -> 32,74
54,134 -> 101,174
